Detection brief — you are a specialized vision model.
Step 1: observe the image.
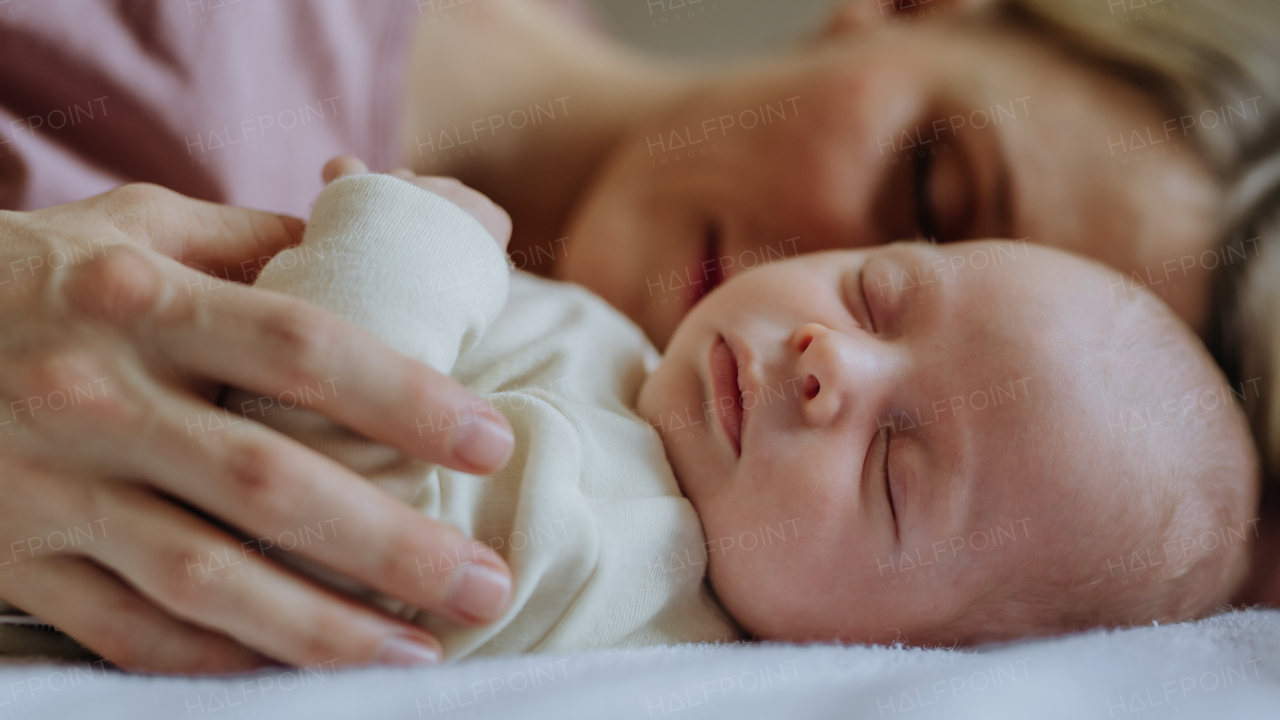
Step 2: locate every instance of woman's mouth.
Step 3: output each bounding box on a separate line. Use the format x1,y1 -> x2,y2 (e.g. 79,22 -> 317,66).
709,334 -> 744,457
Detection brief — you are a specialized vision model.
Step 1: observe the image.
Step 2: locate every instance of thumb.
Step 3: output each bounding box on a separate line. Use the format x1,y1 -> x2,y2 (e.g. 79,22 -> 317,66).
90,184 -> 306,283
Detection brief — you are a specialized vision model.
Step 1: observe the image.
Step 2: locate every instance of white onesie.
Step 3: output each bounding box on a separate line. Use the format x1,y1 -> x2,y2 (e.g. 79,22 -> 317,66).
224,175 -> 739,659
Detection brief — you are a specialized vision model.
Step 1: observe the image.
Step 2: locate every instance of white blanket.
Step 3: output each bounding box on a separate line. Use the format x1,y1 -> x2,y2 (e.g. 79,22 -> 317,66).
6,608 -> 1280,719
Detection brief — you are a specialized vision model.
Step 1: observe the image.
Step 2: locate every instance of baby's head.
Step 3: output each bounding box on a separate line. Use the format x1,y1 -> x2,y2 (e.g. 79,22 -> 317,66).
637,240 -> 1258,646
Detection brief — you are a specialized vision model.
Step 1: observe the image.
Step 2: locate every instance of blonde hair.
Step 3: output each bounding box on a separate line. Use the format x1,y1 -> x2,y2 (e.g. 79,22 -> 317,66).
987,0 -> 1280,481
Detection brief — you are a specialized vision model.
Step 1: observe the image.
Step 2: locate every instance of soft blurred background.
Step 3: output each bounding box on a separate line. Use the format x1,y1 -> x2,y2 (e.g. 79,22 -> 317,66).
586,0 -> 847,58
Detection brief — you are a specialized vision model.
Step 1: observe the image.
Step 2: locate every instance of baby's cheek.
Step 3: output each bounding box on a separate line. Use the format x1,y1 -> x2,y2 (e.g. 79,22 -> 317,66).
667,426 -> 711,445
911,286 -> 940,302
915,424 -> 950,440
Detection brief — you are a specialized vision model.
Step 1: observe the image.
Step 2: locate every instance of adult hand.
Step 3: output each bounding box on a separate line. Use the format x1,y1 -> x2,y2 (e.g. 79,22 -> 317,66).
0,183 -> 515,673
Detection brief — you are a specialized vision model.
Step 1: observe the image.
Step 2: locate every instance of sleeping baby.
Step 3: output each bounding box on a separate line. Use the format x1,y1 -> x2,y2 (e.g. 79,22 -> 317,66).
224,171 -> 1258,659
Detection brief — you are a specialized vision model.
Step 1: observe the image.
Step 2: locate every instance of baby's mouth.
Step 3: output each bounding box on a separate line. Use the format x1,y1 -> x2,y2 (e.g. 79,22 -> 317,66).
710,335 -> 744,457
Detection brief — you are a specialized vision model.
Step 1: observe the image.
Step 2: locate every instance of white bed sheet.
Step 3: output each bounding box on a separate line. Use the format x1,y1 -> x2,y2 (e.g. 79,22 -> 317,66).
5,608 -> 1280,719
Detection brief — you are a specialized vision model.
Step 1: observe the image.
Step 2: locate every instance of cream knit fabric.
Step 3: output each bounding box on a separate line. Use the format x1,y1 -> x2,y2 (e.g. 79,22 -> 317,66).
223,175 -> 739,659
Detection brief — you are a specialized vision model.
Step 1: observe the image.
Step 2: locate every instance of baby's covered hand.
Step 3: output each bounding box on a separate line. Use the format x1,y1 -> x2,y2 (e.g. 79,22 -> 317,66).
322,156 -> 512,251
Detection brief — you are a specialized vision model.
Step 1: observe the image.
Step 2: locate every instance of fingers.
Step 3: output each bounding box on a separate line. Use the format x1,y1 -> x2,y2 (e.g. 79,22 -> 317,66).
44,237 -> 516,625
379,164 -> 512,248
322,156 -> 370,184
0,459 -> 268,673
0,431 -> 465,672
79,484 -> 447,668
113,384 -> 511,626
57,244 -> 514,474
0,184 -> 514,672
75,183 -> 305,283
2,555 -> 271,674
147,261 -> 513,473
399,175 -> 513,249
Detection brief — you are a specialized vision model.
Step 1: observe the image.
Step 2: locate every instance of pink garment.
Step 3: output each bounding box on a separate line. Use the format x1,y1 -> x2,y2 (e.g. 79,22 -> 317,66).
0,0 -> 417,218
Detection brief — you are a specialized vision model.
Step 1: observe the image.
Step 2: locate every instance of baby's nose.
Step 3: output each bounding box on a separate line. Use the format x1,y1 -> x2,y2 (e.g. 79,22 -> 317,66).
791,323 -> 889,427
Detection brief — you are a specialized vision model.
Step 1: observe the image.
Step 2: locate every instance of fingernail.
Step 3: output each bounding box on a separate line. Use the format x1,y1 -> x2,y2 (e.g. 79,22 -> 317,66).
448,563 -> 512,623
451,408 -> 514,471
373,635 -> 441,666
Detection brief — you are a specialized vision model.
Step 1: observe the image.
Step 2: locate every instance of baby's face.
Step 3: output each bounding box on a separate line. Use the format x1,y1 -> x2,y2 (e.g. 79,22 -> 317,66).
638,240 -> 1139,644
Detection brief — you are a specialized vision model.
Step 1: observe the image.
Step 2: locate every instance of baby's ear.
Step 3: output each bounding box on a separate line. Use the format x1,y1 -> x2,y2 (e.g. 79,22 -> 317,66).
321,156 -> 372,184
818,0 -> 999,38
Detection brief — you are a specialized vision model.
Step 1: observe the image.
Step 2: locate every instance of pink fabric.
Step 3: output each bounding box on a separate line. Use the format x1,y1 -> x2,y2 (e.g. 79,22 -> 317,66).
0,0 -> 418,218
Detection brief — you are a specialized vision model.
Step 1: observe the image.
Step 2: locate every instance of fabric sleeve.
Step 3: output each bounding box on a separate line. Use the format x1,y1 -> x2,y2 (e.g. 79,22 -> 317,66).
252,173 -> 511,374
215,174 -> 510,602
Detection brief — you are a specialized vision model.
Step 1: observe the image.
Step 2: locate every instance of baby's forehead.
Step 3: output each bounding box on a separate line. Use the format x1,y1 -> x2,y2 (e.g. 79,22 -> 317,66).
946,242 -> 1120,308
944,246 -> 1142,365
952,310 -> 1203,525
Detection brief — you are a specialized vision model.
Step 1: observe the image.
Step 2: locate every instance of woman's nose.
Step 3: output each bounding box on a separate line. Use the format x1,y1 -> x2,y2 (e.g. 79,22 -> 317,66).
791,322 -> 891,427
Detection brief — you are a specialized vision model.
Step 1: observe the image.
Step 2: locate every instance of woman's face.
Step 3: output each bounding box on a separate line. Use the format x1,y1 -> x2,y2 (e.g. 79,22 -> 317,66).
558,10 -> 1221,348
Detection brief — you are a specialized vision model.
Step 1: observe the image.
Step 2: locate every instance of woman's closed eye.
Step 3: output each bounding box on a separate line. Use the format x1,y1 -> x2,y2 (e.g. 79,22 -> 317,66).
911,139 -> 979,243
912,151 -> 939,242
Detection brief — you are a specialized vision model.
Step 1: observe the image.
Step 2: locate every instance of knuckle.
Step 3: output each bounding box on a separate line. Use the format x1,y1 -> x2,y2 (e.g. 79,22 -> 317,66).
260,301 -> 336,383
221,442 -> 299,519
152,544 -> 215,612
63,246 -> 163,325
174,636 -> 263,674
293,607 -> 351,664
105,182 -> 176,208
75,380 -> 147,431
89,587 -> 258,673
101,629 -> 151,671
23,349 -> 107,400
15,349 -> 146,430
91,598 -> 162,670
381,528 -> 423,587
